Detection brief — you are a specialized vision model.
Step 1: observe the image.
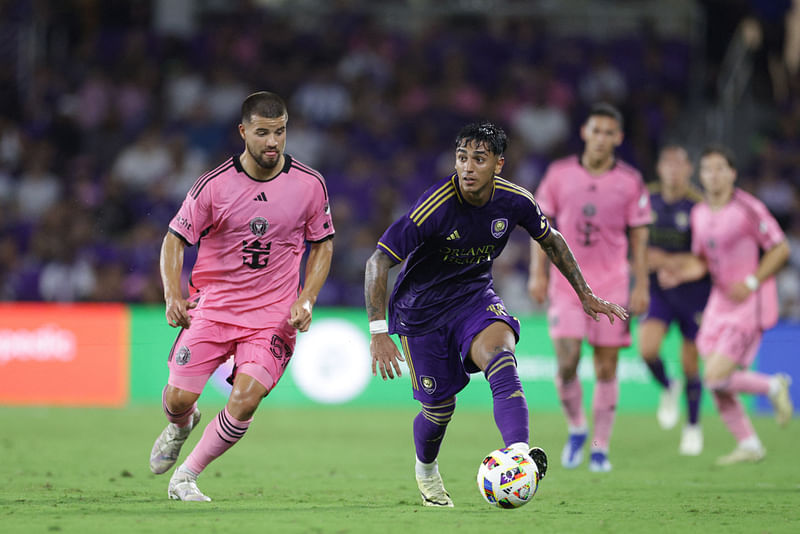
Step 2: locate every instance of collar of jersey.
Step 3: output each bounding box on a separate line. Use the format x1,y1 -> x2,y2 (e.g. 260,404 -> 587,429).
233,153 -> 293,182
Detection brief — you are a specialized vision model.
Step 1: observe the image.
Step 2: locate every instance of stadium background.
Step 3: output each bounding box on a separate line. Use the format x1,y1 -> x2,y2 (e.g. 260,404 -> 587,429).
2,2 -> 800,532
1,0 -> 798,411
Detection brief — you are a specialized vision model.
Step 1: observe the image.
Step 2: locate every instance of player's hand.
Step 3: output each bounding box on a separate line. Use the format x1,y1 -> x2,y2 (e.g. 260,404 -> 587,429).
165,297 -> 197,329
727,281 -> 751,303
580,294 -> 628,324
527,274 -> 548,305
370,333 -> 404,380
628,282 -> 650,316
288,298 -> 313,332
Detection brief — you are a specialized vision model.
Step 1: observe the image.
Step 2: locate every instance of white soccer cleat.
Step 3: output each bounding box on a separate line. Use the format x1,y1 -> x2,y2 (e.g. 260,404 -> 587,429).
768,374 -> 793,427
150,410 -> 201,475
716,444 -> 766,466
588,449 -> 612,473
657,379 -> 681,430
416,471 -> 454,507
678,424 -> 703,456
561,431 -> 587,469
168,465 -> 211,502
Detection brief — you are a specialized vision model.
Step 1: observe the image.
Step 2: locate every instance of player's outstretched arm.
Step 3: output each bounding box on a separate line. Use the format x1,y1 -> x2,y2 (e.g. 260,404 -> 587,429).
537,229 -> 628,324
365,249 -> 404,380
289,238 -> 334,332
160,232 -> 196,329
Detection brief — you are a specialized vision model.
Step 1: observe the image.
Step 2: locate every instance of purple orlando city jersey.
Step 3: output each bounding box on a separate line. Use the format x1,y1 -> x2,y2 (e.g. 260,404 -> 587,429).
377,174 -> 551,336
645,184 -> 710,335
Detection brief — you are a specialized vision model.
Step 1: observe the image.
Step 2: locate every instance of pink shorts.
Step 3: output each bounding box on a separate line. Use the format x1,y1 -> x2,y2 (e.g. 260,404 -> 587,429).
696,316 -> 761,366
547,288 -> 630,347
167,315 -> 297,395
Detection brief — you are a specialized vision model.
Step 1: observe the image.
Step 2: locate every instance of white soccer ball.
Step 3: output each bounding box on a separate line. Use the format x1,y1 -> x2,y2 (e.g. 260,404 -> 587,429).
476,447 -> 539,509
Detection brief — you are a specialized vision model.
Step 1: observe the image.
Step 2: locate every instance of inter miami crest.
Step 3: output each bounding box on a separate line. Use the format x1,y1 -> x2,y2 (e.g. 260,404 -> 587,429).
420,376 -> 437,395
491,218 -> 508,238
249,217 -> 269,237
175,346 -> 191,366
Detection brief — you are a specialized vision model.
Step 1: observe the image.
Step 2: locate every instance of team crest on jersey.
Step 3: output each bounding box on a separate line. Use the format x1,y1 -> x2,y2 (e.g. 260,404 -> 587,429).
249,217 -> 269,236
420,376 -> 437,395
176,346 -> 191,366
491,218 -> 508,238
582,203 -> 596,217
675,211 -> 689,230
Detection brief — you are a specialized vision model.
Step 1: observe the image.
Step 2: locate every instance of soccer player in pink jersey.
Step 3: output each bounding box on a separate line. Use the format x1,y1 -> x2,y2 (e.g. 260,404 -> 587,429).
528,104 -> 652,472
148,92 -> 334,501
659,145 -> 792,465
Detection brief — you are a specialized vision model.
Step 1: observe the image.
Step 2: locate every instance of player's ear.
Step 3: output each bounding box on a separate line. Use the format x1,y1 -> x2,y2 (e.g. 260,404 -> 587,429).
494,155 -> 505,175
238,123 -> 246,140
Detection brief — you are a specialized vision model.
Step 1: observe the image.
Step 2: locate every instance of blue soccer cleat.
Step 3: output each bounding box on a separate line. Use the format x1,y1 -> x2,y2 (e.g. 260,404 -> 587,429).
560,431 -> 587,469
589,449 -> 612,473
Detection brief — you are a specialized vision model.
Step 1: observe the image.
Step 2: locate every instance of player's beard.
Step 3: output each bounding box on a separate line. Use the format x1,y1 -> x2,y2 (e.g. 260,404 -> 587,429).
249,144 -> 281,170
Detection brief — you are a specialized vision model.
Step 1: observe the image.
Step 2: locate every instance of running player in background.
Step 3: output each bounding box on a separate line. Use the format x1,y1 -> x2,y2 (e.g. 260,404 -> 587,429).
528,103 -> 651,473
639,145 -> 710,456
659,145 -> 793,465
148,91 -> 334,500
365,121 -> 627,507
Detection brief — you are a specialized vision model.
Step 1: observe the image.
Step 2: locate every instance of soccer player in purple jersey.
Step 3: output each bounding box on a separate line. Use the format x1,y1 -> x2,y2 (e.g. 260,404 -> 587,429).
639,145 -> 710,455
148,92 -> 334,501
365,122 -> 628,507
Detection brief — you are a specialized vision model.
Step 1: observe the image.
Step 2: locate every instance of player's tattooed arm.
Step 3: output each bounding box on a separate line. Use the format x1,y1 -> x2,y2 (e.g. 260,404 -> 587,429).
365,249 -> 395,321
538,229 -> 591,297
539,229 -> 628,323
365,249 -> 405,380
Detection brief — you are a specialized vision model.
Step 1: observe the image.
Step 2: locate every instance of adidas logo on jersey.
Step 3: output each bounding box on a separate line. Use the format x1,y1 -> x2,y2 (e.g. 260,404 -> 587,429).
253,192 -> 268,202
446,230 -> 461,241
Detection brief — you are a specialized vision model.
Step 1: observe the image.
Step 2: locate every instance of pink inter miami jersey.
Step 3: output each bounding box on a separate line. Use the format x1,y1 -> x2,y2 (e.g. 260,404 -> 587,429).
691,188 -> 784,330
169,154 -> 334,328
535,155 -> 651,299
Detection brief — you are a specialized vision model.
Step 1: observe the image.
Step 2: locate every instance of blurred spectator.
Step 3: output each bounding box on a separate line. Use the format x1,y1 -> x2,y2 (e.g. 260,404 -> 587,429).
111,126 -> 173,192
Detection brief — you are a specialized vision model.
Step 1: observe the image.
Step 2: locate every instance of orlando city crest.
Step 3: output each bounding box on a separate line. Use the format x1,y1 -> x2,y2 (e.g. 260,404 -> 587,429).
491,218 -> 508,238
420,376 -> 437,395
249,217 -> 269,236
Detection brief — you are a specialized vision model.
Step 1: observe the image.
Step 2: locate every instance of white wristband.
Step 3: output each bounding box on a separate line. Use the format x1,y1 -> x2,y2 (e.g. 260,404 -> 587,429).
369,320 -> 388,335
744,275 -> 759,291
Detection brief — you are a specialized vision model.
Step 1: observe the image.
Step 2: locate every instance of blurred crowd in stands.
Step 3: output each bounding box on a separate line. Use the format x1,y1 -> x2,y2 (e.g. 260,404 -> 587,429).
0,0 -> 799,320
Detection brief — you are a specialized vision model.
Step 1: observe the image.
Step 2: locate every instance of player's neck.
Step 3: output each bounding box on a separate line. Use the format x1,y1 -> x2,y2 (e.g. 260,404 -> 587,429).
239,152 -> 284,181
462,187 -> 491,207
580,153 -> 615,175
707,187 -> 734,210
661,184 -> 685,204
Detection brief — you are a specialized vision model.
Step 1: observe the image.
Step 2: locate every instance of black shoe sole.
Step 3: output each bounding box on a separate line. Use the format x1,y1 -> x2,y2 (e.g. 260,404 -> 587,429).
528,447 -> 548,480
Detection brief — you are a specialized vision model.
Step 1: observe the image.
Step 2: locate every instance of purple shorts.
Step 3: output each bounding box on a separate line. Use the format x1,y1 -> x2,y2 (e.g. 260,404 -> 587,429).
642,278 -> 711,340
397,292 -> 521,404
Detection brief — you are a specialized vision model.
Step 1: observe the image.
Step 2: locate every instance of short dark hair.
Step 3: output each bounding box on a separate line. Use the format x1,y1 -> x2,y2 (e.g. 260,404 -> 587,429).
700,144 -> 737,170
241,91 -> 287,123
455,121 -> 507,156
587,102 -> 624,130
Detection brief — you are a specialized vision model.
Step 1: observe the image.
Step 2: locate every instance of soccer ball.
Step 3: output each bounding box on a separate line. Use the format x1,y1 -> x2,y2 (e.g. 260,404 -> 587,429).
476,447 -> 539,509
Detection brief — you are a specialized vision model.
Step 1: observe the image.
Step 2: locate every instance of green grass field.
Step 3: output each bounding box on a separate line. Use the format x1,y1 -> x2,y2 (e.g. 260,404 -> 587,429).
1,405 -> 798,533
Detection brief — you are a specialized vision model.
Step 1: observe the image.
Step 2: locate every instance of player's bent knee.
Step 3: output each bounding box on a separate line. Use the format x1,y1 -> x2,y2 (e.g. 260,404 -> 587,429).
164,385 -> 199,414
